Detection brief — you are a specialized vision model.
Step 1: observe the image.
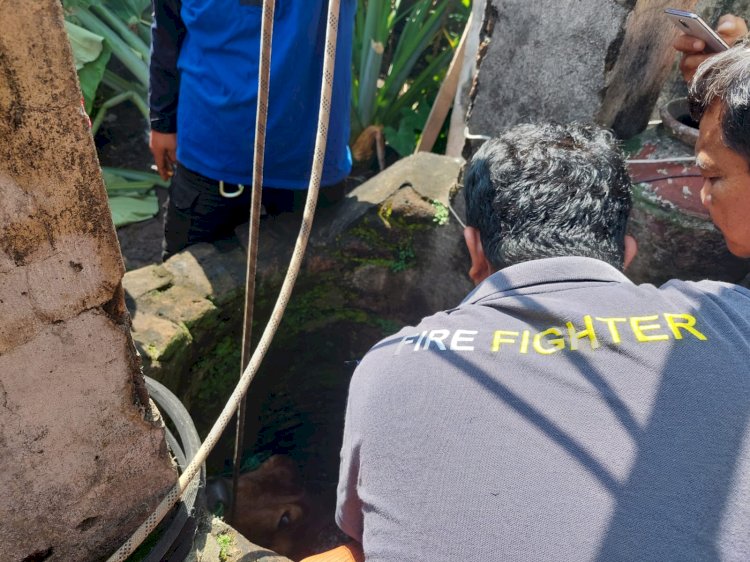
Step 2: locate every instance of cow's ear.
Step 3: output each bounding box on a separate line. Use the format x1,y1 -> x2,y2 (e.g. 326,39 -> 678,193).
257,455 -> 304,493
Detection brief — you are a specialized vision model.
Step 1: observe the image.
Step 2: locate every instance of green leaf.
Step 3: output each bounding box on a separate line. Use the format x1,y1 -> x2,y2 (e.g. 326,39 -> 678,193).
383,103 -> 431,157
64,20 -> 104,70
106,0 -> 151,24
380,49 -> 452,126
380,1 -> 450,105
63,0 -> 151,112
70,7 -> 149,87
77,42 -> 112,113
107,194 -> 159,227
102,167 -> 170,188
351,0 -> 469,147
91,4 -> 151,62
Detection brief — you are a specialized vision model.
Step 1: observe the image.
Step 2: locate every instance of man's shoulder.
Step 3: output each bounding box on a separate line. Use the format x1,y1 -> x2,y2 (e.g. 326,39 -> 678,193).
658,277 -> 750,302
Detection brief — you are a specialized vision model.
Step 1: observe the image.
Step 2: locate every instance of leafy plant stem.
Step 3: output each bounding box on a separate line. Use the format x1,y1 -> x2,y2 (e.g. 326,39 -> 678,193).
90,90 -> 149,135
102,68 -> 145,95
72,8 -> 149,87
90,3 -> 150,62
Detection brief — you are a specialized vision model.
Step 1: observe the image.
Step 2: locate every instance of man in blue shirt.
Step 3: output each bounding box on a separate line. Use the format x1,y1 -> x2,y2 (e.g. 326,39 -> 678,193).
149,0 -> 355,259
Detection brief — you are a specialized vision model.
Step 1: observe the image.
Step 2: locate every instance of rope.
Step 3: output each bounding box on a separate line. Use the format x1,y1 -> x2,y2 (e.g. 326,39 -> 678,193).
106,0 -> 341,557
230,0 -> 276,524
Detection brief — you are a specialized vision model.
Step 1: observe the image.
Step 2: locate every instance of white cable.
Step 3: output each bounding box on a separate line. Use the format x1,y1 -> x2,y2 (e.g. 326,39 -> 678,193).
448,202 -> 466,229
626,156 -> 696,164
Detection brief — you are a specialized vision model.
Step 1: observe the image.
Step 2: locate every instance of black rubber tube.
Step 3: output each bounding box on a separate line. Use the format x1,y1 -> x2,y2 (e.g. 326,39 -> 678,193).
142,377 -> 205,562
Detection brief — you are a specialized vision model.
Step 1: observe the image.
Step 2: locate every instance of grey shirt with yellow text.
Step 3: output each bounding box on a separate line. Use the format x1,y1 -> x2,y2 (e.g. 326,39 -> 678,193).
337,257 -> 750,561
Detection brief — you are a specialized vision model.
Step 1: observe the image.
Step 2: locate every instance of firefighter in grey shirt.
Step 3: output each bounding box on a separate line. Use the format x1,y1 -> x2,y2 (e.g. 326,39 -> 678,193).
336,122 -> 750,561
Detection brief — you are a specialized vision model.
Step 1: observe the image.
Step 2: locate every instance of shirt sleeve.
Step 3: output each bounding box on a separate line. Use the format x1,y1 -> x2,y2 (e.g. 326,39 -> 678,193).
149,0 -> 185,133
335,381 -> 365,542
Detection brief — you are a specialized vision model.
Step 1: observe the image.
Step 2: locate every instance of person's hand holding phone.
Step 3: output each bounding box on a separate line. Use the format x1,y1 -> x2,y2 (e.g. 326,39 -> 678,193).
674,14 -> 748,82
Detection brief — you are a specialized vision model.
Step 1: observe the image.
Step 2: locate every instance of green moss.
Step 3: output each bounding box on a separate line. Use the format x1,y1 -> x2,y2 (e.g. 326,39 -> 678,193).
391,244 -> 415,272
192,335 -> 242,407
349,222 -> 393,248
142,322 -> 191,362
432,200 -> 450,225
372,317 -> 402,336
145,343 -> 159,359
217,532 -> 234,562
346,218 -> 418,272
253,272 -> 404,348
275,279 -> 373,340
347,256 -> 399,268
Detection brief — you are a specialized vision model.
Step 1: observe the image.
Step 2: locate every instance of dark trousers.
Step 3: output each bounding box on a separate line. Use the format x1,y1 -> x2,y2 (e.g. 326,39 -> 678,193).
162,164 -> 347,260
162,165 -> 289,260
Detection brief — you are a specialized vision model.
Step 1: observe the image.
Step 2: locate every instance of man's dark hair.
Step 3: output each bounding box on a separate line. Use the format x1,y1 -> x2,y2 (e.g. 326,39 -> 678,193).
689,41 -> 750,163
463,122 -> 632,270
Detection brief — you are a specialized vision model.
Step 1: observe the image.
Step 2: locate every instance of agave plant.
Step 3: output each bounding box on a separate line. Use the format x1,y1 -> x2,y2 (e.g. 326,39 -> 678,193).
352,0 -> 470,159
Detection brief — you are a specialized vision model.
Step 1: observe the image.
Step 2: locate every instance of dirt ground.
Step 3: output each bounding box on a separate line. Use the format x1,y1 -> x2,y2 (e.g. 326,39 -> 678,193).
115,201 -> 166,271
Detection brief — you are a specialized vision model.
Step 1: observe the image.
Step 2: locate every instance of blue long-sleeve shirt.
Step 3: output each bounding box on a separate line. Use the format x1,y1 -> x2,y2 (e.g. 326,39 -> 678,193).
149,0 -> 354,187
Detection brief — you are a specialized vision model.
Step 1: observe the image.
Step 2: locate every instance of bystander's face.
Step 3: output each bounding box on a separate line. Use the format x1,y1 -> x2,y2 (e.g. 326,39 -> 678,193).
696,101 -> 750,257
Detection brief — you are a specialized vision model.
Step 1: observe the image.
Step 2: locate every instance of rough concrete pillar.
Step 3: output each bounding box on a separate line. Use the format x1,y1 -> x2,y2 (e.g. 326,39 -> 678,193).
0,1 -> 177,560
466,0 -> 698,141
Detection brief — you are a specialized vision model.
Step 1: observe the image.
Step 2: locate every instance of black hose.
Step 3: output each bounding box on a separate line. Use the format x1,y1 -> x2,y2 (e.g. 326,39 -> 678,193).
142,377 -> 205,562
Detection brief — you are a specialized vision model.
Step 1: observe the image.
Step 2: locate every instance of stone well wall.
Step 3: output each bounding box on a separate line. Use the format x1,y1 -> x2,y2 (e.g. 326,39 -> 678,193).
124,154 -> 471,485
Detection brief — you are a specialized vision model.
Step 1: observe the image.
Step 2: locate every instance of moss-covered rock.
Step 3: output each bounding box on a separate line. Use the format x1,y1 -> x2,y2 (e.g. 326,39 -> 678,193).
127,152 -> 470,496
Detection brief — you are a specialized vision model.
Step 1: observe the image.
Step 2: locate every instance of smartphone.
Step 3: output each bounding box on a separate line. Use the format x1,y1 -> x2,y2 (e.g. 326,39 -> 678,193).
665,8 -> 729,53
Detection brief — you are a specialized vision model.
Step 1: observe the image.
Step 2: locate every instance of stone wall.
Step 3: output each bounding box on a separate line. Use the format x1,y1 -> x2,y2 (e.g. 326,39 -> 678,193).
465,0 -> 698,143
124,154 -> 471,546
0,2 -> 176,560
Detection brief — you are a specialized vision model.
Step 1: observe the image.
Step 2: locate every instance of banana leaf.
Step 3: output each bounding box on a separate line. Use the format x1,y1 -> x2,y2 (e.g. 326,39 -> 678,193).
65,21 -> 112,112
65,20 -> 103,69
102,168 -> 164,227
108,195 -> 159,227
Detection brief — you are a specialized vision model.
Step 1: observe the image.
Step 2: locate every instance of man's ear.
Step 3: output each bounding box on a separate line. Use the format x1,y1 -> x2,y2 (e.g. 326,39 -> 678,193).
623,234 -> 638,271
464,226 -> 493,285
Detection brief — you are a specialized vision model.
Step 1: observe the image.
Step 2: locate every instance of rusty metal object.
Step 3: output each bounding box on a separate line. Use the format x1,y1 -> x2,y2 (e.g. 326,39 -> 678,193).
659,97 -> 699,147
